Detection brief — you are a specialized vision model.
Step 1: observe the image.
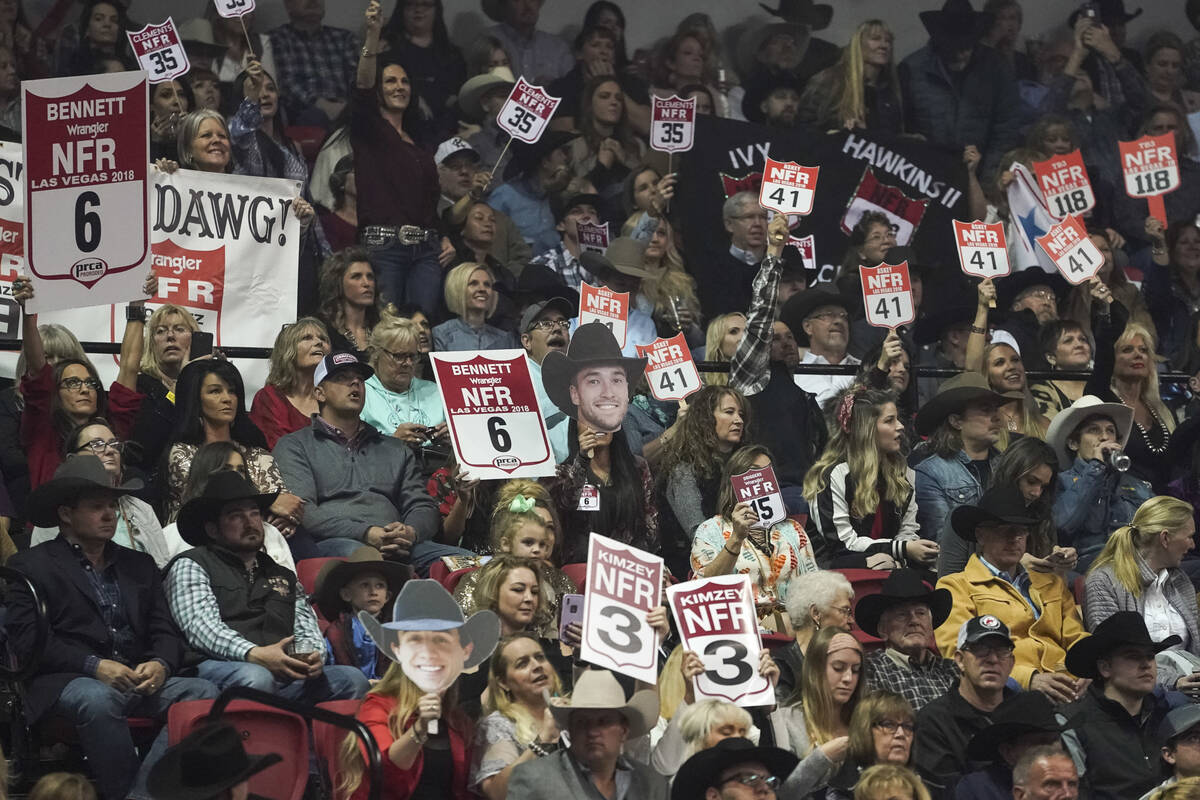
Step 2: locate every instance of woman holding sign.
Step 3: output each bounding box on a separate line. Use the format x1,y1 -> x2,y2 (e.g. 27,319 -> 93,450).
691,444 -> 818,607
803,388 -> 937,573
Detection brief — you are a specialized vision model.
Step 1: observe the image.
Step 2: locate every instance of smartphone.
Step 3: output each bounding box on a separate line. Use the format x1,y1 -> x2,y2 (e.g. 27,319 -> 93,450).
189,330 -> 214,360
559,594 -> 584,641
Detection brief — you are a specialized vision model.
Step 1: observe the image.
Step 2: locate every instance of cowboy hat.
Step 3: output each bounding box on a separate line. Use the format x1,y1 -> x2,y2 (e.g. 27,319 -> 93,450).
548,668 -> 658,740
854,569 -> 952,639
918,0 -> 993,45
779,286 -> 854,347
176,470 -> 279,546
147,722 -> 282,800
312,546 -> 412,621
965,691 -> 1064,761
458,66 -> 516,122
913,304 -> 977,346
1065,611 -> 1181,680
1069,0 -> 1142,27
740,72 -> 801,124
995,268 -> 1070,313
514,263 -> 580,309
1044,395 -> 1132,470
913,372 -> 1008,436
540,322 -> 647,420
27,455 -> 143,528
176,19 -> 225,58
503,130 -> 581,182
358,579 -> 499,671
581,237 -> 655,281
480,0 -> 511,24
760,0 -> 832,29
951,485 -> 1038,542
671,736 -> 800,800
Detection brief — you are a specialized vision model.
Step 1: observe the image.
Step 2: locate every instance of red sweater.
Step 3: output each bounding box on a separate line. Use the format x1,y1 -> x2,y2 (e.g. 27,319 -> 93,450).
21,363 -> 143,489
249,384 -> 311,450
352,693 -> 472,800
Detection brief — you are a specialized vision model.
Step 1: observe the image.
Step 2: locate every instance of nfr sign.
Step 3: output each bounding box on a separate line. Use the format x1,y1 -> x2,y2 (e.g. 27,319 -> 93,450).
758,157 -> 818,216
860,261 -> 915,328
635,333 -> 701,401
954,219 -> 1010,279
579,282 -> 629,347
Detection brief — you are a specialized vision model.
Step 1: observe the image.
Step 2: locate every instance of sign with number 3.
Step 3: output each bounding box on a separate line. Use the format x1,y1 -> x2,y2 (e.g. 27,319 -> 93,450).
496,77 -> 560,145
581,534 -> 664,683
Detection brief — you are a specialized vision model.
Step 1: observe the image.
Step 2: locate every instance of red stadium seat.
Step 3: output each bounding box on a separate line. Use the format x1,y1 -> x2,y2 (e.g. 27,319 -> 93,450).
444,566 -> 475,593
313,699 -> 363,796
168,699 -> 310,800
562,563 -> 587,593
285,125 -> 327,164
835,568 -> 892,646
429,560 -> 450,587
296,557 -> 343,597
1073,575 -> 1087,609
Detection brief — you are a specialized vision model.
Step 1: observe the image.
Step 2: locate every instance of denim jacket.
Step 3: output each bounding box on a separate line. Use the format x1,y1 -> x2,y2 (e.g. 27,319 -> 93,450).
915,450 -> 993,541
1054,457 -> 1153,568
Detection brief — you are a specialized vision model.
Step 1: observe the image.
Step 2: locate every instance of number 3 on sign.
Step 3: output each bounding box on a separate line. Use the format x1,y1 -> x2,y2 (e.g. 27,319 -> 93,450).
596,606 -> 643,654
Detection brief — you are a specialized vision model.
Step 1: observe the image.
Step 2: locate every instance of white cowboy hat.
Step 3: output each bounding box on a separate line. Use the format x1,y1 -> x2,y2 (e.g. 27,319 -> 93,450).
548,669 -> 658,739
1044,395 -> 1132,469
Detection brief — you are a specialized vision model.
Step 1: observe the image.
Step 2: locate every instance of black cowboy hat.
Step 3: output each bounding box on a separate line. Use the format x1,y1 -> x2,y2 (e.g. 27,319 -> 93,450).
855,569 -> 953,639
951,485 -> 1038,542
147,722 -> 282,800
741,73 -> 801,124
779,244 -> 817,286
883,246 -> 932,282
176,470 -> 279,546
312,546 -> 412,621
671,737 -> 800,800
913,372 -> 1007,436
358,579 -> 500,670
26,455 -> 143,528
919,0 -> 994,45
1068,0 -> 1142,27
540,322 -> 646,420
502,130 -> 581,182
1066,611 -> 1181,680
965,691 -> 1064,761
995,269 -> 1070,313
514,263 -> 581,309
780,286 -> 854,347
759,0 -> 832,29
913,304 -> 974,346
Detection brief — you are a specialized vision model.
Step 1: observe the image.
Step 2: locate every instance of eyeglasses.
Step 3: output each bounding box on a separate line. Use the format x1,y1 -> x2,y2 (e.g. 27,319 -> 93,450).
830,605 -> 854,618
153,325 -> 191,337
873,719 -> 916,735
720,773 -> 780,792
529,319 -> 570,332
381,349 -> 418,364
59,377 -> 102,393
75,438 -> 124,455
965,643 -> 1015,659
810,311 -> 849,323
730,213 -> 769,222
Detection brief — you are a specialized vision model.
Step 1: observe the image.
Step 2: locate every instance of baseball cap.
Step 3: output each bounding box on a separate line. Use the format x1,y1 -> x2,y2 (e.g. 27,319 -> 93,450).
956,615 -> 1014,651
434,137 -> 480,167
313,351 -> 374,388
519,297 -> 575,333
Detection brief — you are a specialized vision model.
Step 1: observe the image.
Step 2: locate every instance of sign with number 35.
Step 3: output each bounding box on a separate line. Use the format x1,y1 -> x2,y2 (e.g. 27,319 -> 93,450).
496,77 -> 560,145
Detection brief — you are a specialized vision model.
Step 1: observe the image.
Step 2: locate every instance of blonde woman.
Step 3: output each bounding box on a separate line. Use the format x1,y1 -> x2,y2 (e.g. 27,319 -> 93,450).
799,20 -> 903,132
131,303 -> 200,470
1085,496 -> 1200,692
361,315 -> 446,450
640,218 -> 702,343
702,312 -> 746,387
852,764 -> 931,800
249,317 -> 331,448
1109,323 -> 1176,490
803,388 -> 936,571
470,632 -> 565,800
432,262 -> 516,352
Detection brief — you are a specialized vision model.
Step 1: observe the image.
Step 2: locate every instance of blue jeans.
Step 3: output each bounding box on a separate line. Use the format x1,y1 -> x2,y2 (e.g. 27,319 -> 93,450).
56,675 -> 219,800
781,484 -> 809,516
314,537 -> 472,577
195,659 -> 370,703
366,238 -> 442,315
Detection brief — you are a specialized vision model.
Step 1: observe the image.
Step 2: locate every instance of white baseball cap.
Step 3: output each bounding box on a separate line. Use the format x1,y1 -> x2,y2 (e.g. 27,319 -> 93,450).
435,137 -> 480,167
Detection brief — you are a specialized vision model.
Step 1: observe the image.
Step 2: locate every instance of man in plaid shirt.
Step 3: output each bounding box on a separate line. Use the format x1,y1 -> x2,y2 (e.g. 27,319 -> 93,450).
858,569 -> 960,712
166,471 -> 369,703
269,0 -> 359,126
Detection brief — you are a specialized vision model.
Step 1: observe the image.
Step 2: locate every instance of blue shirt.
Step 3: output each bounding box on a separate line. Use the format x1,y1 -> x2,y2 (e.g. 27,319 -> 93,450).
489,178 -> 558,254
979,556 -> 1040,619
324,615 -> 382,680
432,318 -> 518,352
361,375 -> 446,436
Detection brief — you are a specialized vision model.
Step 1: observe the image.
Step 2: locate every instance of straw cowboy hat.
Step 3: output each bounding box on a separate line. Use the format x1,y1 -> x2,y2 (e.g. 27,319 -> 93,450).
1044,395 -> 1132,470
540,322 -> 646,420
176,470 -> 278,546
458,66 -> 516,122
312,546 -> 412,622
580,237 -> 656,281
357,579 -> 499,670
26,455 -> 142,528
548,668 -> 658,739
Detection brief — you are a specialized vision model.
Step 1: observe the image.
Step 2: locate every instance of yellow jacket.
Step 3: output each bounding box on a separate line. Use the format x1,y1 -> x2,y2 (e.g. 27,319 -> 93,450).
934,554 -> 1090,687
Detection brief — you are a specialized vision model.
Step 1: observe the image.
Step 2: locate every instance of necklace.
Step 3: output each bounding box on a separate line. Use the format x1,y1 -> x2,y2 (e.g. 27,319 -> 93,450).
1133,407 -> 1169,455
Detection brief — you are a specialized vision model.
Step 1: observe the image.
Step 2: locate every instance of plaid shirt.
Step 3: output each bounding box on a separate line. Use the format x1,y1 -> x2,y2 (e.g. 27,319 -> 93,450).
531,243 -> 596,290
268,23 -> 358,117
73,541 -> 136,676
166,554 -> 324,662
865,647 -> 960,712
729,254 -> 782,396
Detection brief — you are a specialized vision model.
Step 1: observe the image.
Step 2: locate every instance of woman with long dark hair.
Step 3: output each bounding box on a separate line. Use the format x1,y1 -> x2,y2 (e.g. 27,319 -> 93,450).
317,247 -> 385,357
568,74 -> 646,216
250,317 -> 331,449
381,0 -> 466,140
55,0 -> 132,76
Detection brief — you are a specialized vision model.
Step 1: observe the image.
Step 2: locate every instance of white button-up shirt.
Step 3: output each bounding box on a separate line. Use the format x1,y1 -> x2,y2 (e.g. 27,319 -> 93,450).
794,351 -> 861,407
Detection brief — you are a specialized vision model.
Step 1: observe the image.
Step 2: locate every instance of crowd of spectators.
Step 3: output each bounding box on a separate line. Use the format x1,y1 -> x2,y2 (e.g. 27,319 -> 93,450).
14,0 -> 1200,799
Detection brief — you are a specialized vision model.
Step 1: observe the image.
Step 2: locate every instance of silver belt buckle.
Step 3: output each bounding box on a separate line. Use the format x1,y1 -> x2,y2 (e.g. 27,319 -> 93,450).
399,225 -> 424,245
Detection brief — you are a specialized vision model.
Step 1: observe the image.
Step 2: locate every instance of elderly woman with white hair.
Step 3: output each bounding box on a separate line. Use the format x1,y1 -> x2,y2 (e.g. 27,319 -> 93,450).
775,570 -> 855,703
650,699 -> 755,779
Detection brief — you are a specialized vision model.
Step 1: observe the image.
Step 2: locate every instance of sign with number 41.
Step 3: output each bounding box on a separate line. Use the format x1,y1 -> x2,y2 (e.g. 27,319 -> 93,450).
1036,215 -> 1103,285
636,333 -> 701,402
860,262 -> 915,329
496,77 -> 560,145
758,157 -> 819,216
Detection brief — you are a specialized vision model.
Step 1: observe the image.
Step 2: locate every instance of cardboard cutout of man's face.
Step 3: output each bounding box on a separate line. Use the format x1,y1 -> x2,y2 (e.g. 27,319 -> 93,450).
390,629 -> 474,695
568,365 -> 628,433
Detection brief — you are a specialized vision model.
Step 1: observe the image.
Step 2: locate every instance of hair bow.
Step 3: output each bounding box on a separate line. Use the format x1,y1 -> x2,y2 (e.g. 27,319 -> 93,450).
509,495 -> 536,513
836,391 -> 857,434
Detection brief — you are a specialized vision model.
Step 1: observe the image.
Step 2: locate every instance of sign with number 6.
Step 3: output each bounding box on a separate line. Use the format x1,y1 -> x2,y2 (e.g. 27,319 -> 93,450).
668,575 -> 773,706
496,77 -> 560,145
127,18 -> 190,84
581,534 -> 663,683
429,349 -> 555,480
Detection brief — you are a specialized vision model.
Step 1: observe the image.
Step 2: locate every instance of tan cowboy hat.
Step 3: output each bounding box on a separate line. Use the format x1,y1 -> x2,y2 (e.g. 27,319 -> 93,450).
548,669 -> 658,739
913,372 -> 1010,436
312,546 -> 412,621
458,66 -> 516,122
580,237 -> 656,281
1044,395 -> 1132,470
